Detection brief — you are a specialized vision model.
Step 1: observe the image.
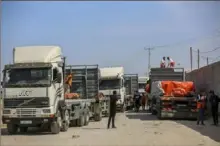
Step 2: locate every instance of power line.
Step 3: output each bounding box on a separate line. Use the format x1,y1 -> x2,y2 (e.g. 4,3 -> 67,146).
199,46 -> 220,54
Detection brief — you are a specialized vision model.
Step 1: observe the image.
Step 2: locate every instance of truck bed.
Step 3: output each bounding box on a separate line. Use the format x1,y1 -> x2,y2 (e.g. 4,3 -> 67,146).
124,74 -> 139,96
65,65 -> 99,99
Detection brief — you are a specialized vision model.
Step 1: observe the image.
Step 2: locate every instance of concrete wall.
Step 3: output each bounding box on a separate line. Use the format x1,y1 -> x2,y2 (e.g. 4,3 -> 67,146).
186,61 -> 220,114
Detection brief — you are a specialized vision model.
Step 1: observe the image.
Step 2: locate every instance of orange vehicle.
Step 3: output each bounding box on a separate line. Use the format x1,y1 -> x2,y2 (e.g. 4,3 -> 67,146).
146,68 -> 197,119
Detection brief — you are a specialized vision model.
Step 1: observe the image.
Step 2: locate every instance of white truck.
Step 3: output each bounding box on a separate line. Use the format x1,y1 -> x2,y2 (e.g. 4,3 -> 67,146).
138,77 -> 149,94
99,67 -> 125,112
2,46 -> 103,134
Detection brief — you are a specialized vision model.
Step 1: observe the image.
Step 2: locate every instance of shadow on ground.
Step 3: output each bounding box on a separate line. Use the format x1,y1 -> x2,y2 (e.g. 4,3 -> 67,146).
176,119 -> 220,142
125,110 -> 220,143
1,127 -> 54,136
125,110 -> 157,121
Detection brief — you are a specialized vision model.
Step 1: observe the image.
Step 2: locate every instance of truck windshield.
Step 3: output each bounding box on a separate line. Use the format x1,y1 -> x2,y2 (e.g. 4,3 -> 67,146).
100,79 -> 120,90
3,68 -> 51,87
139,83 -> 146,89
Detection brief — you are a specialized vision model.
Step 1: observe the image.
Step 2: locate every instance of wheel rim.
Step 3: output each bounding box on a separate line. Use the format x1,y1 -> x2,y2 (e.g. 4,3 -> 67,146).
57,111 -> 62,128
86,113 -> 89,122
81,116 -> 85,125
65,110 -> 70,126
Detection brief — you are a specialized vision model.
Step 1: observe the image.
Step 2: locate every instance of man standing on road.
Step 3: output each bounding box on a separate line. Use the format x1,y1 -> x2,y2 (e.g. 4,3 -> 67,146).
134,90 -> 141,112
197,92 -> 206,125
209,90 -> 220,126
107,90 -> 118,129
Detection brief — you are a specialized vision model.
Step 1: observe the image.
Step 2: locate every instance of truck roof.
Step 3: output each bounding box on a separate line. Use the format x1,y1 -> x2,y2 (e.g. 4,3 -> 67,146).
138,77 -> 149,83
13,46 -> 62,63
100,67 -> 124,79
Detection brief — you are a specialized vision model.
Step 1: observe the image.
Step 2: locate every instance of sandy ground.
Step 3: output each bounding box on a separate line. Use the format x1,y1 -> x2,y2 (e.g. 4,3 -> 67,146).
1,111 -> 220,146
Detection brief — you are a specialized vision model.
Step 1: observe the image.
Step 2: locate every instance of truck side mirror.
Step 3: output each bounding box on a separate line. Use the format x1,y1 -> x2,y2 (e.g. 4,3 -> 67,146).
57,73 -> 62,83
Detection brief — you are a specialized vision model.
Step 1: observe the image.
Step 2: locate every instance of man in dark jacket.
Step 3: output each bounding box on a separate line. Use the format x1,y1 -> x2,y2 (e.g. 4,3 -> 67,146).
107,90 -> 118,129
133,90 -> 141,112
209,90 -> 220,126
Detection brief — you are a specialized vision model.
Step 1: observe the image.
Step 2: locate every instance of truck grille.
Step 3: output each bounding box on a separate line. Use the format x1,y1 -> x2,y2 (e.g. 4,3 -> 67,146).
16,108 -> 37,117
4,97 -> 49,108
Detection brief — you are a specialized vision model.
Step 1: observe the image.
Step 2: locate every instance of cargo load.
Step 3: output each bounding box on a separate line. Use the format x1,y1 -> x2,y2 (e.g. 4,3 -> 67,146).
65,93 -> 80,99
146,81 -> 195,97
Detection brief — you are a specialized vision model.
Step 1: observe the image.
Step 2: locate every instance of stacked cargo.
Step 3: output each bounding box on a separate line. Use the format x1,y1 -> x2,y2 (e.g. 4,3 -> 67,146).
146,81 -> 195,97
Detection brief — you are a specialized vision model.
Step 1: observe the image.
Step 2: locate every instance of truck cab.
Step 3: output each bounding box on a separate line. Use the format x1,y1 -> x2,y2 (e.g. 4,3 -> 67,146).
2,46 -> 68,134
138,77 -> 149,94
99,67 -> 125,112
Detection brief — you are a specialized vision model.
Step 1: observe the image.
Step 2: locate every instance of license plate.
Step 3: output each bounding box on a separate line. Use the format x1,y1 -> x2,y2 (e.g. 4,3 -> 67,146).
20,120 -> 32,124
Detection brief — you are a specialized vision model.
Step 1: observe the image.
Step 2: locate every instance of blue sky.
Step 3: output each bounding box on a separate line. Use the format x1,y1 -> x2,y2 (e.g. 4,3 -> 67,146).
2,1 -> 220,75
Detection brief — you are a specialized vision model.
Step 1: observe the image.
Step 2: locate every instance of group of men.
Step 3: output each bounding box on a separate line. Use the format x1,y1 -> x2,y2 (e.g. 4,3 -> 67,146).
160,56 -> 175,68
196,90 -> 220,126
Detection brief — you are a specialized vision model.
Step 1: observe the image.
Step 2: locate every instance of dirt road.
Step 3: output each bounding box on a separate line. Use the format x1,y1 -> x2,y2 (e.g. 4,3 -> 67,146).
1,112 -> 220,146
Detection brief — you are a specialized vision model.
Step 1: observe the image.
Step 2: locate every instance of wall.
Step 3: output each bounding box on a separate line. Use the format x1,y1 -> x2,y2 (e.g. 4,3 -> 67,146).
186,61 -> 220,114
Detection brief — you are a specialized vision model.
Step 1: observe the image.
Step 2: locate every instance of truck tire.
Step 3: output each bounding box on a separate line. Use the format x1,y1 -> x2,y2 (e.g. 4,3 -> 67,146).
20,127 -> 28,133
61,110 -> 70,132
84,112 -> 90,126
70,120 -> 77,127
50,110 -> 62,134
157,110 -> 162,120
94,112 -> 102,121
77,115 -> 85,127
7,124 -> 18,134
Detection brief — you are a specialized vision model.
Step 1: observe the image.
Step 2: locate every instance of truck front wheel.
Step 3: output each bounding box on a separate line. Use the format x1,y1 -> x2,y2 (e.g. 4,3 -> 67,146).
84,112 -> 90,126
77,115 -> 85,127
61,110 -> 70,132
7,124 -> 18,134
50,110 -> 62,134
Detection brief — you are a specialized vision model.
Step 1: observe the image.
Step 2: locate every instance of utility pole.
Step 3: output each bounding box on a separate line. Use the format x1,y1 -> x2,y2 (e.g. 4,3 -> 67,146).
207,57 -> 209,65
197,49 -> 200,69
144,47 -> 154,76
190,47 -> 193,71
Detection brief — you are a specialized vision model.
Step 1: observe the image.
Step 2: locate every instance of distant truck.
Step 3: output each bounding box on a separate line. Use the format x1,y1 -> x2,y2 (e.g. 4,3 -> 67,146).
124,74 -> 139,110
2,46 -> 103,134
99,67 -> 125,112
138,77 -> 149,94
147,68 -> 197,119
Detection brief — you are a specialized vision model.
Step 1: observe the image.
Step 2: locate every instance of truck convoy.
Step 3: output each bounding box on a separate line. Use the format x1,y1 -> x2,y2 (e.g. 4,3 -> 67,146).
99,67 -> 125,112
146,68 -> 197,119
2,46 -> 105,134
124,74 -> 139,110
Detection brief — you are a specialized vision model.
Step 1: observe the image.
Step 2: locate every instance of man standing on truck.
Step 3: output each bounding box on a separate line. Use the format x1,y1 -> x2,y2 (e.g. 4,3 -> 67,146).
107,90 -> 118,129
197,92 -> 206,125
167,57 -> 175,68
209,90 -> 220,126
160,57 -> 166,68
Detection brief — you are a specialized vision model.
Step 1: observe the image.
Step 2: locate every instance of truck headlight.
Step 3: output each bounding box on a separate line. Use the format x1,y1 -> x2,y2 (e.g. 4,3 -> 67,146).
3,110 -> 11,114
42,109 -> 51,113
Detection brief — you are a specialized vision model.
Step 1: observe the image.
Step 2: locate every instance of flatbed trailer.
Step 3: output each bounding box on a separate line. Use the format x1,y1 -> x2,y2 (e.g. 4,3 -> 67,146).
148,68 -> 197,119
124,74 -> 139,110
65,65 -> 109,124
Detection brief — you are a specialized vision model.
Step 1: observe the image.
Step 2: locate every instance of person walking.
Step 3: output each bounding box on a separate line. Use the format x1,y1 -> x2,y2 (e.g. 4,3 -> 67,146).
141,93 -> 146,111
209,90 -> 220,126
133,90 -> 141,112
107,90 -> 118,129
197,92 -> 206,125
